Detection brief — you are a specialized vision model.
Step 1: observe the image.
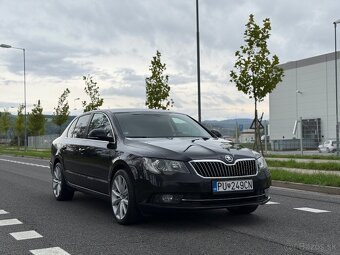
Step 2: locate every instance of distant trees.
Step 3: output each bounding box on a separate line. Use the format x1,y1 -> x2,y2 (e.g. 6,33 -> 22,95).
145,50 -> 174,110
52,88 -> 71,134
28,100 -> 46,136
0,109 -> 11,140
229,14 -> 284,152
14,104 -> 25,146
0,110 -> 11,134
82,75 -> 104,112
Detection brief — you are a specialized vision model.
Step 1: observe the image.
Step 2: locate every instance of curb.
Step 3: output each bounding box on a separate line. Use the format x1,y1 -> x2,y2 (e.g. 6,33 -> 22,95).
272,180 -> 340,195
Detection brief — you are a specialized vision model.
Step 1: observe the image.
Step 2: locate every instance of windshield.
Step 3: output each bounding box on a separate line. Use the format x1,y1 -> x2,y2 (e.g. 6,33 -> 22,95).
115,113 -> 212,138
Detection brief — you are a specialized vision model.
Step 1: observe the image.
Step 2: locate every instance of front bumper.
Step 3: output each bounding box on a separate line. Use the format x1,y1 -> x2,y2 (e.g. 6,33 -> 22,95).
136,168 -> 271,210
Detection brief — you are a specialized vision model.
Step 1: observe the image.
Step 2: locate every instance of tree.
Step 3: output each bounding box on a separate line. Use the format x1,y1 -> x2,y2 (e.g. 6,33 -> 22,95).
229,14 -> 284,153
145,50 -> 174,110
0,109 -> 11,142
28,100 -> 46,136
82,75 -> 104,112
53,88 -> 71,134
15,104 -> 25,146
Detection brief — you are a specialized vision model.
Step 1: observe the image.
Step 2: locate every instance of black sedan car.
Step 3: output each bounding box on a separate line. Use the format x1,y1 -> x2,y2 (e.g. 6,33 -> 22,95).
50,109 -> 271,224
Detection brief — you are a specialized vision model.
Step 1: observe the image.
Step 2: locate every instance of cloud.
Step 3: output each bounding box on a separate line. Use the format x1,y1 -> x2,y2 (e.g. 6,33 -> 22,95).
0,0 -> 338,120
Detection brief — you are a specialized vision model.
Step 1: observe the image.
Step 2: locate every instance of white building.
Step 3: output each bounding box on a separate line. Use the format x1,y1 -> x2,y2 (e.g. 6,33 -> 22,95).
269,52 -> 340,150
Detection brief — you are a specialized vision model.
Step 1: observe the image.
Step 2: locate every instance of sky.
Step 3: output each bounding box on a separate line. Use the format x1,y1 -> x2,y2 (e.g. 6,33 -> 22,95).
0,0 -> 339,121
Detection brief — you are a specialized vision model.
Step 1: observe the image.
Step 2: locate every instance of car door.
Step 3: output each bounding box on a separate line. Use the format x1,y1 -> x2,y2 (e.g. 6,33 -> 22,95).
62,114 -> 92,187
81,112 -> 117,194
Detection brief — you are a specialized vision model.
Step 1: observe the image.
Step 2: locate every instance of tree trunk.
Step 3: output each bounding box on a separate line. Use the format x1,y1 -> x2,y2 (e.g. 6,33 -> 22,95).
253,99 -> 263,154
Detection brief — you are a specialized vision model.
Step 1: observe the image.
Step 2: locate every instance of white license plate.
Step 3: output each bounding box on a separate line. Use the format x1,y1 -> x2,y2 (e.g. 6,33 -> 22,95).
212,180 -> 253,192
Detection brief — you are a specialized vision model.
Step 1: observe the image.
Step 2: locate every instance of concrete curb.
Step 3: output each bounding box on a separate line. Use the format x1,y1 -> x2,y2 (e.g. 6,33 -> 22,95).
272,180 -> 340,195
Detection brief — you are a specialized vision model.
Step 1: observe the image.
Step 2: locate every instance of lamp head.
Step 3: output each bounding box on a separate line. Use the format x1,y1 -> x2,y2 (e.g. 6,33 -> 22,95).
0,44 -> 12,48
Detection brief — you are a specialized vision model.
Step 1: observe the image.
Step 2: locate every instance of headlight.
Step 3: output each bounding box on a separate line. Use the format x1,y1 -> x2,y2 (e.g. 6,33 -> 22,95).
253,151 -> 268,170
143,158 -> 190,174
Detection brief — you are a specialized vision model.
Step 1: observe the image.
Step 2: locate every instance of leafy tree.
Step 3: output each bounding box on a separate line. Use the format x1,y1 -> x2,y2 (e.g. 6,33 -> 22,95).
0,109 -> 11,139
28,100 -> 46,136
52,88 -> 71,134
15,104 -> 25,146
145,50 -> 174,110
82,75 -> 104,112
229,14 -> 284,152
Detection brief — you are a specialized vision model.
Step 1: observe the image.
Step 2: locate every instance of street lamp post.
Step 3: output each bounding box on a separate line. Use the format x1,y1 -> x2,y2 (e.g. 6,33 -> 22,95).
0,43 -> 27,151
196,0 -> 201,122
334,20 -> 340,156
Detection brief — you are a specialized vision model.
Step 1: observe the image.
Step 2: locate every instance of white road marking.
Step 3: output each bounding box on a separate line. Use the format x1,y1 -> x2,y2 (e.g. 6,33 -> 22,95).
0,158 -> 49,168
30,247 -> 71,255
10,230 -> 43,240
0,219 -> 23,226
266,201 -> 280,205
0,210 -> 9,215
294,207 -> 331,213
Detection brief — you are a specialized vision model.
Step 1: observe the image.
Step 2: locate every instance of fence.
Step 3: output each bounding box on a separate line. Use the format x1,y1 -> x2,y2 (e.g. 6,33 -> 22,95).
271,139 -> 318,151
28,134 -> 59,149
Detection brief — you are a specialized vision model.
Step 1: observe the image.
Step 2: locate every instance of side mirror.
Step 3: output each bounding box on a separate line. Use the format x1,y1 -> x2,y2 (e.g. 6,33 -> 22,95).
210,129 -> 222,138
88,128 -> 114,142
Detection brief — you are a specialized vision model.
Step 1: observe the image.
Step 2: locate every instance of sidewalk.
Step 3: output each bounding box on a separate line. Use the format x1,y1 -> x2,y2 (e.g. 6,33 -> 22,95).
271,167 -> 340,176
268,157 -> 340,164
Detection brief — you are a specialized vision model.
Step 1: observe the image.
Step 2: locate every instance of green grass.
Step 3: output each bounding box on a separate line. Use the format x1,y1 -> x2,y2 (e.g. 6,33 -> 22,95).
270,168 -> 340,187
0,146 -> 50,159
267,159 -> 340,171
266,154 -> 340,160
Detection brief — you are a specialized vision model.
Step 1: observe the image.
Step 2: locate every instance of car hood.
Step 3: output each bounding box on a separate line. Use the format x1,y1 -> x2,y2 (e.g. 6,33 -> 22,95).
124,137 -> 257,161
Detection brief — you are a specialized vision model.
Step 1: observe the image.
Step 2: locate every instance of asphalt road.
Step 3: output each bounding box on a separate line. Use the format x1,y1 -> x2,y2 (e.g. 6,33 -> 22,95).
0,155 -> 339,255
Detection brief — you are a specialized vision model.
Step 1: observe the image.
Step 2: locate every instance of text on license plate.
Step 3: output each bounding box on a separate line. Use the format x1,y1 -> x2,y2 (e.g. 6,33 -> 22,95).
212,180 -> 253,192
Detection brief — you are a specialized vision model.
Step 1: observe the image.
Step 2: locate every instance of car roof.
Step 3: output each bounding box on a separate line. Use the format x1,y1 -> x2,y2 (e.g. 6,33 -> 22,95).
102,108 -> 183,115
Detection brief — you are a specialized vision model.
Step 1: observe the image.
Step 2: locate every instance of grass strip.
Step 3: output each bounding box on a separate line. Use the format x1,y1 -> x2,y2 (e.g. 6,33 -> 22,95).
267,159 -> 340,171
270,168 -> 340,187
0,146 -> 50,159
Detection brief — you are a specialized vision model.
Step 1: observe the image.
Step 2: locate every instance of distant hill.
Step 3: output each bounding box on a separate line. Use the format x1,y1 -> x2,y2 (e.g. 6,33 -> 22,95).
202,118 -> 253,137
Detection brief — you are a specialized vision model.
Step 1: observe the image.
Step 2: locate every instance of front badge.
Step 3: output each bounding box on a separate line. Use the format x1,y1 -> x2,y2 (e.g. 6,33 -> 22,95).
225,155 -> 233,163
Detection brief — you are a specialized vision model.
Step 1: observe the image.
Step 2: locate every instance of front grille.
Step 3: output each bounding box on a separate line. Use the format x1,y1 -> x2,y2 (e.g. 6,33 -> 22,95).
190,159 -> 257,178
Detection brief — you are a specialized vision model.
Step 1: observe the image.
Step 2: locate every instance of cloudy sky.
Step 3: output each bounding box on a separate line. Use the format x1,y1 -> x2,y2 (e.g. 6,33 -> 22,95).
0,0 -> 339,120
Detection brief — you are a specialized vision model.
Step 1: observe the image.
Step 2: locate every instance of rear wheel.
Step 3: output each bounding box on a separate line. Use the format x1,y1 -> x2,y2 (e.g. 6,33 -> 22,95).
227,205 -> 258,215
111,170 -> 140,225
52,162 -> 74,201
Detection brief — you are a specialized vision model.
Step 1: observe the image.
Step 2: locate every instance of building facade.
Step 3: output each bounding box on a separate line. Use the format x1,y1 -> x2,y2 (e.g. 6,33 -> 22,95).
269,52 -> 340,149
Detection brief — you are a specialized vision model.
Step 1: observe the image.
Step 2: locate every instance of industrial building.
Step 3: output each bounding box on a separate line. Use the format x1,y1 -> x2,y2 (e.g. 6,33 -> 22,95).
269,52 -> 340,150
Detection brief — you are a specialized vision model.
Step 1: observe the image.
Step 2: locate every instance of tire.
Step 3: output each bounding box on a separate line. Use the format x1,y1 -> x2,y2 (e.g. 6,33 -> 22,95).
111,170 -> 140,225
318,148 -> 321,153
326,148 -> 330,153
227,205 -> 258,215
52,162 -> 74,201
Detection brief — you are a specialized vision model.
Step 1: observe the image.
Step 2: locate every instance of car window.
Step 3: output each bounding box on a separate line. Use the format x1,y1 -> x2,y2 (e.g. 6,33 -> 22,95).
72,114 -> 91,138
88,113 -> 113,138
115,113 -> 212,138
67,118 -> 78,138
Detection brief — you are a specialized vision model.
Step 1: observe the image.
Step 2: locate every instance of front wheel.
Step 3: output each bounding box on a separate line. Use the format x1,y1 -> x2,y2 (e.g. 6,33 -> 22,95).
111,170 -> 140,225
52,162 -> 74,201
227,205 -> 258,215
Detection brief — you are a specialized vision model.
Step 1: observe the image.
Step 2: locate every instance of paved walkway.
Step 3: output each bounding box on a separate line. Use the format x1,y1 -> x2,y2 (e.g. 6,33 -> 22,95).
271,167 -> 340,176
267,157 -> 340,164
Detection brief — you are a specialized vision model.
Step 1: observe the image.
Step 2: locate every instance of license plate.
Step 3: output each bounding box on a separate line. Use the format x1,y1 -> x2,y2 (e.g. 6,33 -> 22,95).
212,180 -> 253,192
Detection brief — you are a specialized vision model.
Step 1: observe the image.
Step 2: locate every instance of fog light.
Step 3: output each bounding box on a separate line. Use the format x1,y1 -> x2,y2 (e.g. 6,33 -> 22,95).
265,188 -> 270,197
161,194 -> 174,203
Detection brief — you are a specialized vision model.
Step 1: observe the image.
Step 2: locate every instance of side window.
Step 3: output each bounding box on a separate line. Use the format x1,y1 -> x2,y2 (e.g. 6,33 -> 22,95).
67,118 -> 78,138
88,113 -> 113,138
72,114 -> 91,138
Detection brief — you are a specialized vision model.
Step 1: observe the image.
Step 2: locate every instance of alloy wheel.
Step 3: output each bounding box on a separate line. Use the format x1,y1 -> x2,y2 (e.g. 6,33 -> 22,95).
111,175 -> 129,220
52,165 -> 62,198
